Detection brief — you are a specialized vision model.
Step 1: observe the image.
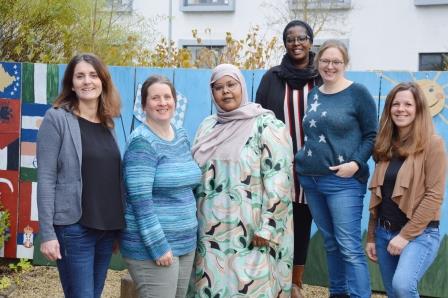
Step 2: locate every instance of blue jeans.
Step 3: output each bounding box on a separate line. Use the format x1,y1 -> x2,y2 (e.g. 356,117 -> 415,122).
299,174 -> 371,298
54,223 -> 118,298
375,226 -> 440,298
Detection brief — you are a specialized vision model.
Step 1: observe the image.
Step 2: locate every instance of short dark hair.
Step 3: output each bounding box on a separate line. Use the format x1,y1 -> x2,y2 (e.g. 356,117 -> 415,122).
282,20 -> 314,45
141,75 -> 177,109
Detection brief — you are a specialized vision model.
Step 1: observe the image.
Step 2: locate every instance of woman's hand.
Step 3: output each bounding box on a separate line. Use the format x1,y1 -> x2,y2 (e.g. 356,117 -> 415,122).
329,161 -> 359,178
40,240 -> 62,261
387,235 -> 409,256
156,250 -> 173,266
365,242 -> 377,262
252,235 -> 269,247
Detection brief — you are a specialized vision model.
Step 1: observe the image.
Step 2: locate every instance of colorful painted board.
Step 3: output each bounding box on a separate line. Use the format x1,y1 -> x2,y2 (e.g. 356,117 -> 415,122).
0,61 -> 447,297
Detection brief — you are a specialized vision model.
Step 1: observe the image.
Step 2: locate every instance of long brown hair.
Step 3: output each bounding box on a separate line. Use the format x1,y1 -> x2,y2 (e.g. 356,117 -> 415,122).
373,82 -> 433,161
53,53 -> 120,128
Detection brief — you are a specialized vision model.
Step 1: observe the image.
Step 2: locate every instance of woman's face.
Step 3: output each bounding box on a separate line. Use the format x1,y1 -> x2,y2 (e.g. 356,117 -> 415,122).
72,61 -> 102,103
144,82 -> 175,123
212,75 -> 242,112
390,90 -> 417,136
285,25 -> 311,67
317,47 -> 346,84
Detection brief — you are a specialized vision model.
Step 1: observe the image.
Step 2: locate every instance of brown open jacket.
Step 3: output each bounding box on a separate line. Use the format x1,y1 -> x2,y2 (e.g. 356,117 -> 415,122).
367,135 -> 446,242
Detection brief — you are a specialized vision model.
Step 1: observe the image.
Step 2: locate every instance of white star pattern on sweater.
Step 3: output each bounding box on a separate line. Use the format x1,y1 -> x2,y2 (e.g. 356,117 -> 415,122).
307,149 -> 312,157
304,135 -> 308,142
313,94 -> 319,101
309,119 -> 317,128
309,101 -> 321,112
321,111 -> 327,117
338,155 -> 345,163
319,135 -> 326,143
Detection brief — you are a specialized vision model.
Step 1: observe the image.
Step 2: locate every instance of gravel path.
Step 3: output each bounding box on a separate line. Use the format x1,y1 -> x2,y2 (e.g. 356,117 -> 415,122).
12,266 -> 386,297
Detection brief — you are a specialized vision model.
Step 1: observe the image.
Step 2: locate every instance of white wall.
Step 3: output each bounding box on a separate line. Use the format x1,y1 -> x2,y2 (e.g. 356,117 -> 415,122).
133,0 -> 448,71
133,0 -> 275,43
345,0 -> 448,71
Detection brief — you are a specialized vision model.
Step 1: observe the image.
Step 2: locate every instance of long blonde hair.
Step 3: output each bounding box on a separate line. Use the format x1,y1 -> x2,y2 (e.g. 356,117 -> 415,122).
373,82 -> 433,161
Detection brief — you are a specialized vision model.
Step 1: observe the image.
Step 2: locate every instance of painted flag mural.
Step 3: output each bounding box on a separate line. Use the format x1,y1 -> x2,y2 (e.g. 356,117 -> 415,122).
14,63 -> 58,258
0,62 -> 21,258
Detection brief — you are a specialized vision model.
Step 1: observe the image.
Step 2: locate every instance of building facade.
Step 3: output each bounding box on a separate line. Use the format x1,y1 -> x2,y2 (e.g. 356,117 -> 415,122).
128,0 -> 448,70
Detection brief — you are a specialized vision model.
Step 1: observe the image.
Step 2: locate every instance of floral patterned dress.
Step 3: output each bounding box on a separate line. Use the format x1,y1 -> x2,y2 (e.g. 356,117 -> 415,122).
190,113 -> 294,298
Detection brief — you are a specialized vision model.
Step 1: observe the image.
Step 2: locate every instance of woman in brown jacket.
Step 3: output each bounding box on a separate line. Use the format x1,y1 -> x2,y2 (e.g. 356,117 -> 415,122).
365,82 -> 446,298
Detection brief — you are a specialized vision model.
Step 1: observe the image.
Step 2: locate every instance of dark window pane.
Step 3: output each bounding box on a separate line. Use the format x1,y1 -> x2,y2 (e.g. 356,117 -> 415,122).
419,53 -> 448,71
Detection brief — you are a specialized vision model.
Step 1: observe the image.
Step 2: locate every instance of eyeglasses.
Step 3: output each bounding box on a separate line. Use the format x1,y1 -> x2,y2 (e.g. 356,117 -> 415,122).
319,59 -> 345,67
286,35 -> 310,45
212,81 -> 240,93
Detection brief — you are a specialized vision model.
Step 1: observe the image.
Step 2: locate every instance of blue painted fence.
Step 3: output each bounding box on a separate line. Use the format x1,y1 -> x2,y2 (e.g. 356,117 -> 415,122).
0,63 -> 447,296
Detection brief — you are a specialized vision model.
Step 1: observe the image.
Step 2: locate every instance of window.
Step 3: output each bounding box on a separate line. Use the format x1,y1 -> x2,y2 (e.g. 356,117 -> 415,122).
289,0 -> 351,10
180,0 -> 235,12
415,0 -> 448,5
419,53 -> 448,71
179,39 -> 226,67
106,0 -> 133,13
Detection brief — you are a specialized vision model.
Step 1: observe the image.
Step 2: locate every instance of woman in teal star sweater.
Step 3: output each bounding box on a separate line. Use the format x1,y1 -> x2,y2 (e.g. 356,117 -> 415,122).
295,40 -> 377,298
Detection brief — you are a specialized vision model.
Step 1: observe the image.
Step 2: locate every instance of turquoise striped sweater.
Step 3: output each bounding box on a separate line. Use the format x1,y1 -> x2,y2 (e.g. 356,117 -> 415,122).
120,123 -> 201,260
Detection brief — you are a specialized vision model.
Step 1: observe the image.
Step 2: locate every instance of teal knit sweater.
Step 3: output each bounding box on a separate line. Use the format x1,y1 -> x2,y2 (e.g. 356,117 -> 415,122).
295,83 -> 378,183
120,123 -> 201,260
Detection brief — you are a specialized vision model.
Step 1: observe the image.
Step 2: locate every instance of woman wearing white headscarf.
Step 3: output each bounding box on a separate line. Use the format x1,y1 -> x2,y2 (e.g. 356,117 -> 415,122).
190,64 -> 294,297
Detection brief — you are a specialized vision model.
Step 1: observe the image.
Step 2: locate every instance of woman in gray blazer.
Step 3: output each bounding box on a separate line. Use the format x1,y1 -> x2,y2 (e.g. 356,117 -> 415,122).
37,53 -> 125,298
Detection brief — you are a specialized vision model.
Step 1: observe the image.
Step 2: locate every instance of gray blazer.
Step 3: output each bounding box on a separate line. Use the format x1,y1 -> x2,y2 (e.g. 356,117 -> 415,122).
37,108 -> 122,242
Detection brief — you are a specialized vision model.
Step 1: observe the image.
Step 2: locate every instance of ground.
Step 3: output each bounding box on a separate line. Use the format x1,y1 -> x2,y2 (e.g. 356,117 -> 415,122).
1,261 -> 387,297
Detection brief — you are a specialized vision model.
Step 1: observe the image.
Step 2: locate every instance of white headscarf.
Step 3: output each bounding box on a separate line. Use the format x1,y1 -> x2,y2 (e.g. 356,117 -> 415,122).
192,64 -> 273,166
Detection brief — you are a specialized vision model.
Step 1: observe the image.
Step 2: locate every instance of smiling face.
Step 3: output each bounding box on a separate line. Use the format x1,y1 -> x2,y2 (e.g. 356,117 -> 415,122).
391,90 -> 417,136
318,47 -> 346,84
144,82 -> 175,124
285,25 -> 311,67
212,75 -> 242,112
416,79 -> 445,116
72,61 -> 102,103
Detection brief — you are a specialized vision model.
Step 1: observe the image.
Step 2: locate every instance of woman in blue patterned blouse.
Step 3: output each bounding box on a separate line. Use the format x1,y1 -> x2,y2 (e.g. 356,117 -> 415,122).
120,75 -> 202,298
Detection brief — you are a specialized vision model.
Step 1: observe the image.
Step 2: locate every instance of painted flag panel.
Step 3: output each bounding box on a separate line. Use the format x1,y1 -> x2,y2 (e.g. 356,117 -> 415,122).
20,103 -> 51,182
22,63 -> 58,104
0,170 -> 19,258
17,181 -> 39,259
0,62 -> 21,100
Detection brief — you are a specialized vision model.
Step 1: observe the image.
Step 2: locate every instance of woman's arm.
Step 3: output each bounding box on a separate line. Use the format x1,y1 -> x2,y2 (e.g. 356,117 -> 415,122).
350,85 -> 378,166
37,110 -> 61,242
399,136 -> 446,240
255,116 -> 294,245
123,136 -> 171,260
36,110 -> 63,260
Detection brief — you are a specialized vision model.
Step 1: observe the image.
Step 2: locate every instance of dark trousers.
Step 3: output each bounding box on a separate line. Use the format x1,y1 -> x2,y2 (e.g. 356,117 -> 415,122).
293,202 -> 313,265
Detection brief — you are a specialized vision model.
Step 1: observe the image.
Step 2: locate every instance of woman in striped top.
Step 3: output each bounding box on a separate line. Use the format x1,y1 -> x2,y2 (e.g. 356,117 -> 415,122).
255,20 -> 320,298
120,75 -> 202,298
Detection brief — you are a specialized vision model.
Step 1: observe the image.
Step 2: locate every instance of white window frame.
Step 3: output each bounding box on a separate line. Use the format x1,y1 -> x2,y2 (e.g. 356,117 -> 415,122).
289,0 -> 351,10
180,0 -> 235,12
415,0 -> 448,5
